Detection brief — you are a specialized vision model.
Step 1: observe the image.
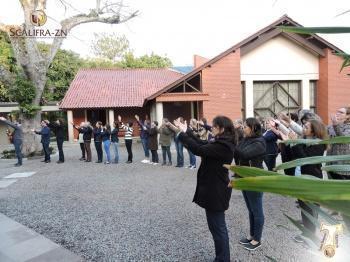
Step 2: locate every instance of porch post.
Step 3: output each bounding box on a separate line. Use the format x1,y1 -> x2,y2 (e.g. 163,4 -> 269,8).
245,80 -> 254,118
67,110 -> 74,142
108,109 -> 115,125
302,78 -> 310,110
155,102 -> 163,125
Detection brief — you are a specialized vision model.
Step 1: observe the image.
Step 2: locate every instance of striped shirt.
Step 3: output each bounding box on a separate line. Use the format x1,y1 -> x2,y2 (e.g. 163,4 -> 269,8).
121,124 -> 133,140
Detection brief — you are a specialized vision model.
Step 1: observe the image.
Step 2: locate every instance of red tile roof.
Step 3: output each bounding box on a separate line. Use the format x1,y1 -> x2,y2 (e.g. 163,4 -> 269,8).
59,68 -> 183,109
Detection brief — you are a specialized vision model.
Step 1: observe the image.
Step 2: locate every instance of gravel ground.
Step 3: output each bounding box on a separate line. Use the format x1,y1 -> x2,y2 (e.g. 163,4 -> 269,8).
0,142 -> 318,261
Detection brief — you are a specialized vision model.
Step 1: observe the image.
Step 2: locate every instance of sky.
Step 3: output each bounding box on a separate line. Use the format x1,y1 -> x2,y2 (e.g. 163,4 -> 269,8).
0,0 -> 350,66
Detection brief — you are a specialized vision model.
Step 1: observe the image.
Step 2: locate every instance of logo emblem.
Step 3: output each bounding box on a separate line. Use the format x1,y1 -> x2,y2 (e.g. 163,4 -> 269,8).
320,223 -> 343,258
30,10 -> 47,26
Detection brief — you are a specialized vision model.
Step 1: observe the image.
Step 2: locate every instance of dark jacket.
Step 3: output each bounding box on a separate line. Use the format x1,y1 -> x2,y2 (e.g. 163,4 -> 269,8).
111,128 -> 119,143
48,122 -> 64,140
263,130 -> 279,155
0,119 -> 22,142
280,143 -> 296,176
178,131 -> 235,212
137,120 -> 150,139
147,127 -> 158,150
79,126 -> 92,142
292,143 -> 326,179
101,128 -> 111,142
234,136 -> 266,168
93,127 -> 103,142
35,126 -> 51,144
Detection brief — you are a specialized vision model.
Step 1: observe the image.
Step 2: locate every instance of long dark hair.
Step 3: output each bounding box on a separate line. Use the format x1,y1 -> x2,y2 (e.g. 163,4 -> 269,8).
212,115 -> 237,144
245,117 -> 262,137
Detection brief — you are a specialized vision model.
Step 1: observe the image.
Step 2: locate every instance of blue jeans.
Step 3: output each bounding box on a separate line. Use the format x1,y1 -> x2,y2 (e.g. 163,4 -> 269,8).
42,142 -> 50,161
13,140 -> 23,165
111,142 -> 119,163
187,149 -> 196,167
103,140 -> 111,162
242,191 -> 264,242
205,210 -> 230,262
141,137 -> 150,158
161,146 -> 171,164
175,138 -> 184,167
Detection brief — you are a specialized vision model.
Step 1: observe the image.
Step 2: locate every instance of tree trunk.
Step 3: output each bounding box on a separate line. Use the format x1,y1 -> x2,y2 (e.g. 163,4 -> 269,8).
21,112 -> 42,156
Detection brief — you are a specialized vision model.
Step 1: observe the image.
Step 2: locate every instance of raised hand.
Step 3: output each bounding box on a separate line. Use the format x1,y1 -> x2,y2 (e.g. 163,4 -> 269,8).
278,112 -> 291,124
118,115 -> 122,122
135,115 -> 139,121
0,116 -> 6,121
331,114 -> 339,126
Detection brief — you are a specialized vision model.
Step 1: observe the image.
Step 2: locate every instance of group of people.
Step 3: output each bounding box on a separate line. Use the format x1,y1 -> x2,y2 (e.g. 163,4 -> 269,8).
165,106 -> 350,261
1,106 -> 350,261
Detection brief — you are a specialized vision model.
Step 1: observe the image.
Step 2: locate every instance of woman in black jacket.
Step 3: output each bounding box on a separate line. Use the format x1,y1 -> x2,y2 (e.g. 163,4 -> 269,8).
47,119 -> 65,164
234,117 -> 266,251
281,119 -> 327,243
168,116 -> 236,262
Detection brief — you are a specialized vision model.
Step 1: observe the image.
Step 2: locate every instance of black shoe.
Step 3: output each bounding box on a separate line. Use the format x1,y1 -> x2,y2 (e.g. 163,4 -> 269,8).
85,160 -> 91,162
162,162 -> 166,166
45,160 -> 51,163
243,241 -> 261,251
79,158 -> 86,161
175,165 -> 183,168
41,160 -> 46,162
239,238 -> 252,245
95,161 -> 102,163
14,163 -> 22,167
167,162 -> 172,166
57,161 -> 64,164
126,160 -> 132,164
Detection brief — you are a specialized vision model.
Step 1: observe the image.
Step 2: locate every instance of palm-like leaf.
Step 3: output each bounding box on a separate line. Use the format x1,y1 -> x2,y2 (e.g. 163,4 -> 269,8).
280,136 -> 350,146
277,26 -> 350,34
274,155 -> 350,171
322,165 -> 350,172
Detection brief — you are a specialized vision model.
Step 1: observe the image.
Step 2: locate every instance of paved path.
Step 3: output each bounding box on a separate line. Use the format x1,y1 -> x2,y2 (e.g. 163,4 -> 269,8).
0,213 -> 82,262
0,142 -> 325,261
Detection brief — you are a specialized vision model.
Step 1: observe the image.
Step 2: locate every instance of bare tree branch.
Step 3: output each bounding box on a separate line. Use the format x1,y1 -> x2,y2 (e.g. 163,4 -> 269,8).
47,2 -> 138,65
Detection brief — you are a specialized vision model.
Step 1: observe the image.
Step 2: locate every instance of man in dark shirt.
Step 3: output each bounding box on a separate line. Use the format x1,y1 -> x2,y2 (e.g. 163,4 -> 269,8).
0,116 -> 23,166
47,119 -> 65,164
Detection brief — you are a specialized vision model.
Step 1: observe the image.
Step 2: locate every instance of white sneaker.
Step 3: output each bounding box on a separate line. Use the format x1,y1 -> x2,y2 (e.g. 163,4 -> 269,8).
153,162 -> 158,165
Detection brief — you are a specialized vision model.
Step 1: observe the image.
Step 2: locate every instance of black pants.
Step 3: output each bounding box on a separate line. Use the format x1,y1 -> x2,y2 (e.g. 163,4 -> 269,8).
84,141 -> 91,161
95,141 -> 103,162
298,200 -> 318,233
57,139 -> 64,162
264,154 -> 277,171
151,150 -> 159,163
42,142 -> 50,161
205,210 -> 230,262
125,139 -> 133,162
161,146 -> 171,164
80,143 -> 86,159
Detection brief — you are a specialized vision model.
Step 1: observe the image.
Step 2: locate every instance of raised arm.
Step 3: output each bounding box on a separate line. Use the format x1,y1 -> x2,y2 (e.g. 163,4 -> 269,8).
0,117 -> 20,130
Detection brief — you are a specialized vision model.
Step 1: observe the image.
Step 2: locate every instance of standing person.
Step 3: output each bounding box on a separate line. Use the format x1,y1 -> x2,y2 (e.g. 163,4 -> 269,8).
174,117 -> 185,167
47,119 -> 65,164
148,121 -> 159,165
186,118 -> 198,169
118,115 -> 133,163
111,121 -> 120,164
32,120 -> 51,163
167,116 -> 236,262
73,122 -> 86,161
198,118 -> 212,141
280,119 -> 327,243
262,118 -> 279,171
234,117 -> 266,251
101,124 -> 111,164
159,118 -> 173,166
136,115 -> 151,163
327,107 -> 350,179
0,116 -> 23,166
82,122 -> 93,162
93,121 -> 103,163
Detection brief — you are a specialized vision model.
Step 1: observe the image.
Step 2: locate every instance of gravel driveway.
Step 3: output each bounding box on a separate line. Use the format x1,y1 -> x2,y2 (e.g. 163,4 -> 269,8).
0,142 -> 317,261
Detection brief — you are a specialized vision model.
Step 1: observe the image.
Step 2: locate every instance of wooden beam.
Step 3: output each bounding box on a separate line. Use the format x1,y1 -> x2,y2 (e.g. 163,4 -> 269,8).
281,32 -> 325,57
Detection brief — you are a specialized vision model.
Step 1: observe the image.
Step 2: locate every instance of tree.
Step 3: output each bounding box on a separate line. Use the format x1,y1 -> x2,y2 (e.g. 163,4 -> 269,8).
91,32 -> 130,61
0,0 -> 137,155
120,52 -> 172,68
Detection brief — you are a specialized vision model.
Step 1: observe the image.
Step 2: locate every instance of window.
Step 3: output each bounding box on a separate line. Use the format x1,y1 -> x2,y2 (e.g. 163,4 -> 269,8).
309,81 -> 317,113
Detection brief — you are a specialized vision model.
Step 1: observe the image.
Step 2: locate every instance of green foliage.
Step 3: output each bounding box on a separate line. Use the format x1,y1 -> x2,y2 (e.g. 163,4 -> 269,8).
278,26 -> 350,34
19,104 -> 41,118
91,32 -> 130,61
9,77 -> 36,105
39,43 -> 84,102
280,136 -> 350,146
119,52 -> 172,68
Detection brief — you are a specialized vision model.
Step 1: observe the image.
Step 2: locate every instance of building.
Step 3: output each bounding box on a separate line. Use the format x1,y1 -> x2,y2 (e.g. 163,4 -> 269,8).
60,15 -> 350,142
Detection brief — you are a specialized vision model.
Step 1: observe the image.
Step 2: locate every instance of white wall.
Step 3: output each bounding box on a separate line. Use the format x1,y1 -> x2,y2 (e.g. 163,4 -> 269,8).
240,35 -> 319,117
